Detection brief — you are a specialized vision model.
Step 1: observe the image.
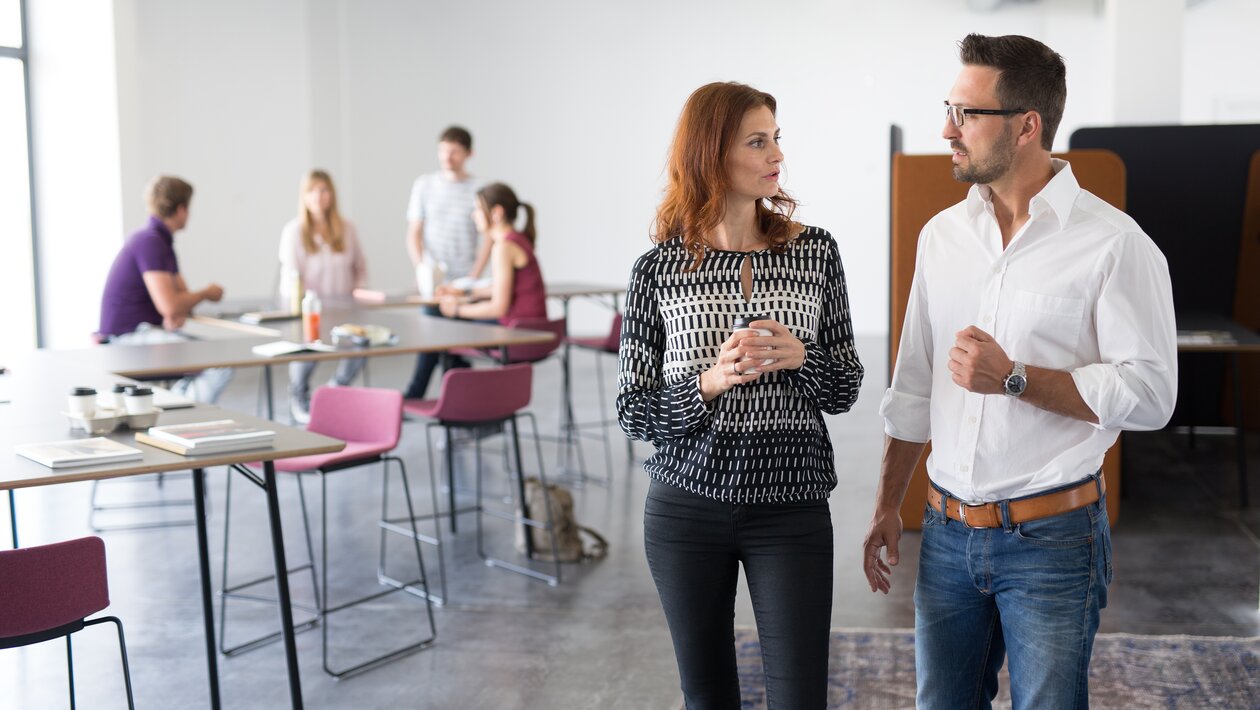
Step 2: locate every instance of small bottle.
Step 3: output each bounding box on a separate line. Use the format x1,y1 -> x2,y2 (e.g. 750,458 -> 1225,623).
288,269 -> 304,315
302,290 -> 322,343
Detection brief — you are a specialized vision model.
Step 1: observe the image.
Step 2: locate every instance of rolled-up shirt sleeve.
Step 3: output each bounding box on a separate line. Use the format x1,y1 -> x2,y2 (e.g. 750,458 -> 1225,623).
1071,232 -> 1177,431
616,251 -> 713,442
880,226 -> 934,443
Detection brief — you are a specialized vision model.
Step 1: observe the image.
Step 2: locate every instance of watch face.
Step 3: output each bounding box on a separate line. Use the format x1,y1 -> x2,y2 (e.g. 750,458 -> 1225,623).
1006,374 -> 1027,396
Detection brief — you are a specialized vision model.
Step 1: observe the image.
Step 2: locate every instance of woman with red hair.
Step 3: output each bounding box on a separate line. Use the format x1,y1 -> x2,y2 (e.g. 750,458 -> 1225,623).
617,82 -> 864,708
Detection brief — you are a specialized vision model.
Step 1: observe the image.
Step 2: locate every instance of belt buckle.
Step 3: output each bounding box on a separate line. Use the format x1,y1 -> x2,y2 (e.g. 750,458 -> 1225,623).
959,502 -> 970,527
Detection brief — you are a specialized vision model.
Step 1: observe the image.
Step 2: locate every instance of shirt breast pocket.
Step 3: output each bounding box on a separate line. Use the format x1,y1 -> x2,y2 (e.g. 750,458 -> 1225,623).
1004,289 -> 1086,369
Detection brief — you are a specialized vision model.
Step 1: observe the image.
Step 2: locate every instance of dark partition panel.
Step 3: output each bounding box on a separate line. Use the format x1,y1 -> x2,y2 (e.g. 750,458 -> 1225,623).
1071,124 -> 1260,426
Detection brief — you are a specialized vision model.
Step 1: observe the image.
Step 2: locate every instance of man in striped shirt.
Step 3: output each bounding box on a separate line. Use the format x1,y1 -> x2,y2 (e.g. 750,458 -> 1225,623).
402,126 -> 489,399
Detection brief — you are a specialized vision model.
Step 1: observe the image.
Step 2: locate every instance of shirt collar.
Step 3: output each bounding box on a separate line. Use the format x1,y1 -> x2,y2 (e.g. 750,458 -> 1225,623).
964,158 -> 1080,231
147,214 -> 174,242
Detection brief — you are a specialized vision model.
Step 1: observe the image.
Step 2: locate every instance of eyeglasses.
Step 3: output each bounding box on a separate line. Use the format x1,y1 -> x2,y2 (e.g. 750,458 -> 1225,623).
944,101 -> 1027,127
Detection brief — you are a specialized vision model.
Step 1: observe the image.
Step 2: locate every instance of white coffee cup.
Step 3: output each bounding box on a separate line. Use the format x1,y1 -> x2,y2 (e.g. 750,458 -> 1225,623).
68,387 -> 97,417
732,314 -> 776,367
124,386 -> 154,415
111,383 -> 130,411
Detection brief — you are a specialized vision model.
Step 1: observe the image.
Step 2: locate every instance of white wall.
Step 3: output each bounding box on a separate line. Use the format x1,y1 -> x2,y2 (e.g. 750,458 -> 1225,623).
36,0 -> 1260,346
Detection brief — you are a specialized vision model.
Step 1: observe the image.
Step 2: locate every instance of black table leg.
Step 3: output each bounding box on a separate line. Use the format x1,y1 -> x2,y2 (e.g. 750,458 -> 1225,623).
8,490 -> 17,549
263,461 -> 304,709
263,365 -> 275,420
192,468 -> 221,710
1233,353 -> 1249,509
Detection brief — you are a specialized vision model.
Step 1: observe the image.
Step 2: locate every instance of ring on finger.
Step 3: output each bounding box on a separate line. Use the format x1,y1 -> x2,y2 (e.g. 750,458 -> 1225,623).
732,362 -> 738,376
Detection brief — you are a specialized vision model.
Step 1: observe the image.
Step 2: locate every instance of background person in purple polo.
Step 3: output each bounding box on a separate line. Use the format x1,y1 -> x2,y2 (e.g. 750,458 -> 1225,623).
98,175 -> 233,403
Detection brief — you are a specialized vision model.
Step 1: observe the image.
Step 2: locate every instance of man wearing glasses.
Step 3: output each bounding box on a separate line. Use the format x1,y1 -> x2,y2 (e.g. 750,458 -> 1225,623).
863,34 -> 1176,708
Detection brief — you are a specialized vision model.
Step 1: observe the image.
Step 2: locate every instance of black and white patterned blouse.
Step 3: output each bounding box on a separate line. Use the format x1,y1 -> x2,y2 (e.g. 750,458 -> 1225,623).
617,226 -> 864,503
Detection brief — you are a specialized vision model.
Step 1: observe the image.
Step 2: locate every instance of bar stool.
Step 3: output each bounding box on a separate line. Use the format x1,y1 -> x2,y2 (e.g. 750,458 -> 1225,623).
567,311 -> 634,474
404,363 -> 562,586
218,385 -> 440,678
457,316 -> 596,485
0,536 -> 135,709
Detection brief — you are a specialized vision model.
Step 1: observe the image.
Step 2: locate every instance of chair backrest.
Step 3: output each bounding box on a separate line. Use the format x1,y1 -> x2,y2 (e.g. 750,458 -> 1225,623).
503,317 -> 565,363
0,536 -> 110,639
308,385 -> 403,449
428,363 -> 532,423
602,311 -> 623,352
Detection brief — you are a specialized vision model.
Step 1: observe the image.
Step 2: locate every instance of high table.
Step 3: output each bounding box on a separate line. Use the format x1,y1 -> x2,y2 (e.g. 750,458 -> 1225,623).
2,313 -> 556,709
1175,311 -> 1260,508
1,349 -> 343,710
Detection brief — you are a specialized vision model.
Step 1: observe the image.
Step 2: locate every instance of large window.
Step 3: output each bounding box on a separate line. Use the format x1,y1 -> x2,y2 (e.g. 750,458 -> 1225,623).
0,0 -> 37,359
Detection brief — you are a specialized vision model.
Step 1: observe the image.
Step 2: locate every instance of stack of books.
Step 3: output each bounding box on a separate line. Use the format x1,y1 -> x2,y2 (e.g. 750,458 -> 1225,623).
136,419 -> 276,456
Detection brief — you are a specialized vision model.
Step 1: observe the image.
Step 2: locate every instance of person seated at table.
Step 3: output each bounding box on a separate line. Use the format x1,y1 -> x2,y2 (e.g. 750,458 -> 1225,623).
402,182 -> 547,399
98,175 -> 233,403
278,169 -> 369,424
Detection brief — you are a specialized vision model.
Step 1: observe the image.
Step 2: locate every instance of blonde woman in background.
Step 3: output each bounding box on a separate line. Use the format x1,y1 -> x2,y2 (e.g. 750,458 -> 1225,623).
278,169 -> 368,423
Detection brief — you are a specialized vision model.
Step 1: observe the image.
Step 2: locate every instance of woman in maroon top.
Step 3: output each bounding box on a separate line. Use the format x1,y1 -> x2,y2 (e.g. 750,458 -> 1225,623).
402,182 -> 547,400
436,182 -> 546,324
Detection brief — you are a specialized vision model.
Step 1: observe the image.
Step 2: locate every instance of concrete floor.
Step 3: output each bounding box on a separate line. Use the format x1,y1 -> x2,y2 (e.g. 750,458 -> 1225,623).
4,334 -> 1259,709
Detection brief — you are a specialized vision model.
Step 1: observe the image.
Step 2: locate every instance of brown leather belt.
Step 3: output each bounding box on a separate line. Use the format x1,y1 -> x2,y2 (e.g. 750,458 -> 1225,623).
927,475 -> 1104,528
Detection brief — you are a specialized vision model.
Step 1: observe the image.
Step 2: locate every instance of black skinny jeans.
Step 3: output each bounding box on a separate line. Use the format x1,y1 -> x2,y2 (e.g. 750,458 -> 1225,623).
644,479 -> 834,709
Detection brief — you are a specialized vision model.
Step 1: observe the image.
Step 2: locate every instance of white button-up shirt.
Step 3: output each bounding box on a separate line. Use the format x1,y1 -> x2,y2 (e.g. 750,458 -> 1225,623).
880,159 -> 1177,501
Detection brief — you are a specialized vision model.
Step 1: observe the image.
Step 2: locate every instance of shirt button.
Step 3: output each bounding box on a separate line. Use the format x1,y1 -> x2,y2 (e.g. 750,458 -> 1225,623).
960,464 -> 970,473
983,315 -> 993,324
992,266 -> 1001,274
968,416 -> 977,424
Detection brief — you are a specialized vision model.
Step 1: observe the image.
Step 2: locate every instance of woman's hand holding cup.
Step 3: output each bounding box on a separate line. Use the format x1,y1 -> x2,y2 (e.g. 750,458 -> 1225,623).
699,330 -> 764,401
741,319 -> 805,372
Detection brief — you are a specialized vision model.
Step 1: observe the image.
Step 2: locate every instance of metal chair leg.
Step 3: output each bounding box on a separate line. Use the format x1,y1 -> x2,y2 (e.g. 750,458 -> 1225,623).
83,616 -> 136,710
66,633 -> 75,710
477,414 -> 560,586
218,467 -> 319,657
378,455 -> 446,605
318,459 -> 436,678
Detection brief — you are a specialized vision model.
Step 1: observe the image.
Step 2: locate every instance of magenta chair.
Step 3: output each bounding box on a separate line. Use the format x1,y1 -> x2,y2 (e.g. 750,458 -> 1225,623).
567,310 -> 633,476
404,363 -> 562,586
0,536 -> 135,709
218,386 -> 439,678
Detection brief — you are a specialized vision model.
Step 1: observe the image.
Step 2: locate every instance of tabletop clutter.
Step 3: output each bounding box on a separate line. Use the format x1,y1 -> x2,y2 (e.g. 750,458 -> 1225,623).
65,384 -> 161,434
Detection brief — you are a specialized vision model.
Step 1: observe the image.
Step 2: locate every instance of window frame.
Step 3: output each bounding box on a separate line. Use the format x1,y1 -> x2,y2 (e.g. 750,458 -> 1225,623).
1,0 -> 42,346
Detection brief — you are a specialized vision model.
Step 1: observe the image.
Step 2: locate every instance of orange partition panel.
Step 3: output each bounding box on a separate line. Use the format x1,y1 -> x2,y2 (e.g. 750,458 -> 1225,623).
889,149 -> 1125,529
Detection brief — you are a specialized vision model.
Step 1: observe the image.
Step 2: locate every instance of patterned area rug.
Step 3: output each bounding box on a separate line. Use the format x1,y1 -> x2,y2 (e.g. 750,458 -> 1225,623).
719,627 -> 1260,709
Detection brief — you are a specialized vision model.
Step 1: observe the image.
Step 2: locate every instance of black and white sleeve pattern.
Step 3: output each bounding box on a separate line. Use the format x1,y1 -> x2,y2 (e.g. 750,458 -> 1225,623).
616,249 -> 712,442
783,236 -> 864,413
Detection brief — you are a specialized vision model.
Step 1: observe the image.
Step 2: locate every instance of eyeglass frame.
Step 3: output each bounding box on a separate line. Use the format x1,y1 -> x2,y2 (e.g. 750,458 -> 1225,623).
944,101 -> 1027,127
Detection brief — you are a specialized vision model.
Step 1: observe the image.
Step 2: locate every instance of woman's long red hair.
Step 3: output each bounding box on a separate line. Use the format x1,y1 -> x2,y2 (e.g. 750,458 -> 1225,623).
653,82 -> 800,270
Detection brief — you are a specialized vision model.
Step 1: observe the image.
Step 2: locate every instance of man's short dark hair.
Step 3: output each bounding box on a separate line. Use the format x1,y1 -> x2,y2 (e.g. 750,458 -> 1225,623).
958,34 -> 1066,151
146,175 -> 193,218
439,125 -> 473,151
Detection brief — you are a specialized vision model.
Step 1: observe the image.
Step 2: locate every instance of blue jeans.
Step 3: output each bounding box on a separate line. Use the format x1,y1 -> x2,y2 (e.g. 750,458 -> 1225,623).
914,477 -> 1112,710
643,480 -> 833,709
109,323 -> 233,403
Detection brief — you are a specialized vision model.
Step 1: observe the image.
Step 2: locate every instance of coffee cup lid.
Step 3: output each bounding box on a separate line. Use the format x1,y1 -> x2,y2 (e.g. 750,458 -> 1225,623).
127,387 -> 153,396
71,386 -> 96,396
732,314 -> 770,330
112,383 -> 131,393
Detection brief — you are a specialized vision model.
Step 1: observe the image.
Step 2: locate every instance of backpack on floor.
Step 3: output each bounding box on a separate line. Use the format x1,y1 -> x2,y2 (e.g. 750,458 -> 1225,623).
514,477 -> 608,563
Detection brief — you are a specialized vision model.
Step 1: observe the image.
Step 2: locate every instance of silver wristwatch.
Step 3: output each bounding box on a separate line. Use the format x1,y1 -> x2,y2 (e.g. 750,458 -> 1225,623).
1003,361 -> 1027,398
